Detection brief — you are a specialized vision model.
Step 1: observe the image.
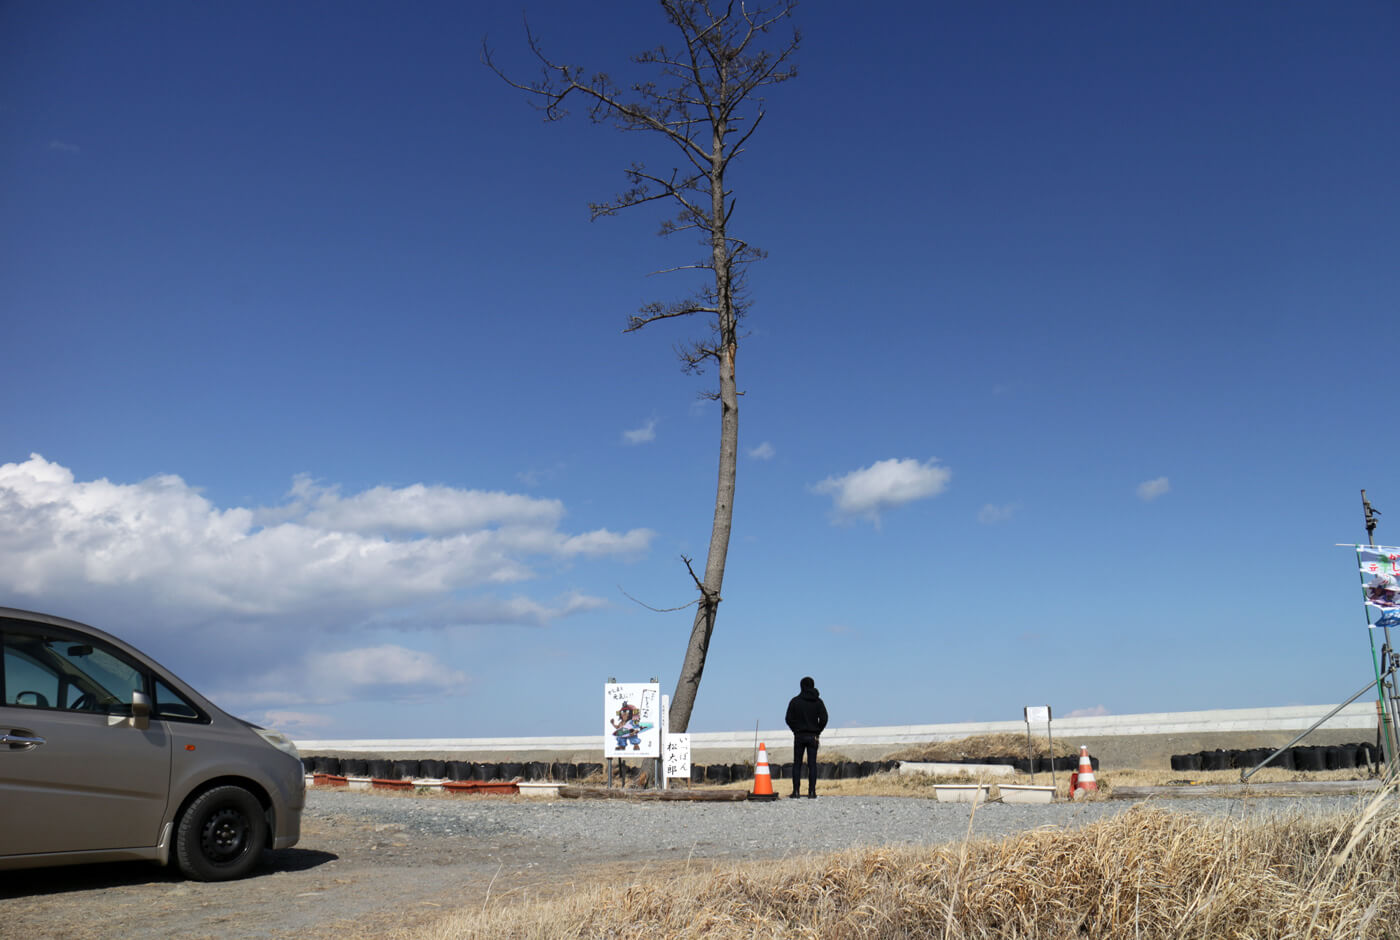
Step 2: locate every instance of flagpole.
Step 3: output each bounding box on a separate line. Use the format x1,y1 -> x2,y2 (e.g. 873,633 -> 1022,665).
1359,491 -> 1396,767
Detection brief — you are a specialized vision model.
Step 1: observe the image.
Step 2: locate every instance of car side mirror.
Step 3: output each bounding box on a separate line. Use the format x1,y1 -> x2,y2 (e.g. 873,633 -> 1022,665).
131,690 -> 151,730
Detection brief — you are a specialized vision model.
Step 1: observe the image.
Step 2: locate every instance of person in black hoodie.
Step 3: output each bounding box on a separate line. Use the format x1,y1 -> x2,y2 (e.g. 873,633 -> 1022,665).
785,676 -> 828,798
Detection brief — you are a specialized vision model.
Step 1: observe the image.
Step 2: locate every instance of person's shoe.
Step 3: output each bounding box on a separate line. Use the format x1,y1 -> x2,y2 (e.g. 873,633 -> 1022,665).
806,793 -> 817,799
790,791 -> 801,799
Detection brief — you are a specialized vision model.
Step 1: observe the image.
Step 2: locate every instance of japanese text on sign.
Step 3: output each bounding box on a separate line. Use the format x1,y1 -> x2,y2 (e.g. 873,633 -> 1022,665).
664,734 -> 691,779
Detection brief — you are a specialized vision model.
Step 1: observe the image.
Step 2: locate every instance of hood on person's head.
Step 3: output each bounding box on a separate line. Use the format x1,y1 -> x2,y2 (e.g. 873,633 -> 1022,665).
800,676 -> 815,691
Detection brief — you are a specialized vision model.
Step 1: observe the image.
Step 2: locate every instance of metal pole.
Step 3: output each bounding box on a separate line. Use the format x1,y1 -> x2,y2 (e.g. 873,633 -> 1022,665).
606,677 -> 617,789
1241,677 -> 1379,781
1387,644 -> 1400,764
652,677 -> 661,790
1047,711 -> 1058,792
1024,719 -> 1036,786
1367,627 -> 1391,766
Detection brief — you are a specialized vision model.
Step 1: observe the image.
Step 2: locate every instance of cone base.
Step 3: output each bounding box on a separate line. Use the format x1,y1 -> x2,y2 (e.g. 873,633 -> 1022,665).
747,793 -> 779,801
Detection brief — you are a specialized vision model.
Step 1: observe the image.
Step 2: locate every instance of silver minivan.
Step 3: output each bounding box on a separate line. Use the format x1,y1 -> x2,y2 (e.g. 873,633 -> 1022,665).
0,607 -> 304,881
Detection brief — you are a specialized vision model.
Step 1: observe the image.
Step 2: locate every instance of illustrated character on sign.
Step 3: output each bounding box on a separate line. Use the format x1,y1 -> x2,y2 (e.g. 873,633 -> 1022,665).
1365,573 -> 1400,610
611,702 -> 652,751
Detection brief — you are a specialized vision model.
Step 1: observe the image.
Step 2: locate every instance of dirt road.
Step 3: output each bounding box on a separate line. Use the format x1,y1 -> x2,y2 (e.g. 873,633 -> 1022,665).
2,796 -> 572,940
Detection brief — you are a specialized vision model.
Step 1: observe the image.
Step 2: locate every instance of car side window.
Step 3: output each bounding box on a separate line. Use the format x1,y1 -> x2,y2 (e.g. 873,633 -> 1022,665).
154,678 -> 202,721
1,629 -> 146,714
3,640 -> 61,708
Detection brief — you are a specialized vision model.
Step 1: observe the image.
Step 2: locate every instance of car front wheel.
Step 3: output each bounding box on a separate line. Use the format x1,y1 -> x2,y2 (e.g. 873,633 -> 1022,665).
175,785 -> 268,881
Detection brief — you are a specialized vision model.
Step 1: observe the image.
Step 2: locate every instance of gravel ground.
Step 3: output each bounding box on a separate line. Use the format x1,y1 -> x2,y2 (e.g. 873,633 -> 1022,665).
308,789 -> 1370,859
2,787 -> 1380,940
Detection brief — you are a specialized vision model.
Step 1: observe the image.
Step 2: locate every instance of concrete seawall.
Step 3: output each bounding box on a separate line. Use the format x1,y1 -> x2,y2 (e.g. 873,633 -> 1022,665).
295,702 -> 1384,770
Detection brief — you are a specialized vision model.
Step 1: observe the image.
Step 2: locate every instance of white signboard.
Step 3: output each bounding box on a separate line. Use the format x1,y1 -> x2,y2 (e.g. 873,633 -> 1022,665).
603,682 -> 661,757
660,693 -> 670,789
664,734 -> 692,780
1024,705 -> 1051,725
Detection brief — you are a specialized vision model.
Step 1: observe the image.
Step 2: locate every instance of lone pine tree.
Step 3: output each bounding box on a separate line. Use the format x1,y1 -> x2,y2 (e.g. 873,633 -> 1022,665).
486,1 -> 799,732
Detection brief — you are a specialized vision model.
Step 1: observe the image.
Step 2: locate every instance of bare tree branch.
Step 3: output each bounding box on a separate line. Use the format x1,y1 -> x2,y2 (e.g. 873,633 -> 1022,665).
680,554 -> 719,604
618,586 -> 701,613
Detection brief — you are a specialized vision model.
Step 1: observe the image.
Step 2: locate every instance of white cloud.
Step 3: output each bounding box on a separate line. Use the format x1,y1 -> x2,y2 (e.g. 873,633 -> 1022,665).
622,419 -> 657,444
978,503 -> 1017,524
288,476 -> 563,535
0,454 -> 662,722
254,710 -> 334,732
812,458 -> 951,523
558,528 -> 653,556
748,441 -> 775,460
0,454 -> 651,627
1066,704 -> 1110,718
1137,476 -> 1171,501
308,645 -> 469,697
48,139 -> 80,153
218,644 -> 470,710
516,463 -> 563,488
449,591 -> 608,625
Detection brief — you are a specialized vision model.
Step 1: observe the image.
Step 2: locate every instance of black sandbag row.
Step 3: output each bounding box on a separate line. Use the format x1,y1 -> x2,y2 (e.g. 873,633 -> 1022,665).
1169,743 -> 1382,773
303,757 -> 605,781
693,760 -> 902,784
304,756 -> 904,783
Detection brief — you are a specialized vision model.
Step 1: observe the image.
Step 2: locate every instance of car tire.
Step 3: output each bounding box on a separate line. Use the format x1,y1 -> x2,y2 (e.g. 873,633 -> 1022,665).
175,786 -> 267,881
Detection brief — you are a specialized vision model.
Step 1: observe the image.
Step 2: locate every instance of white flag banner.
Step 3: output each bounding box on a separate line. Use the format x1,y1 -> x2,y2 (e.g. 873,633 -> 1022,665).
1358,545 -> 1400,611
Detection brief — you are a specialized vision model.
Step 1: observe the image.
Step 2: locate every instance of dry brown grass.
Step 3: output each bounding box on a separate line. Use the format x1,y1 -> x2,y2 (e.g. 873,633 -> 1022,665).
396,787 -> 1400,939
1100,765 -> 1376,788
887,733 -> 1078,762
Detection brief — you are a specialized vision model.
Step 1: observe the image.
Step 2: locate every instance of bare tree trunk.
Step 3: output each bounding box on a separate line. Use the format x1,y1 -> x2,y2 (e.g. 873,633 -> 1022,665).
670,342 -> 737,733
670,121 -> 739,734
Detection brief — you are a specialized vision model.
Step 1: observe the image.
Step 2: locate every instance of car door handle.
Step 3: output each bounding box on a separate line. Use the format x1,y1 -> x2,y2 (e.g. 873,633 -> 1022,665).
3,730 -> 46,749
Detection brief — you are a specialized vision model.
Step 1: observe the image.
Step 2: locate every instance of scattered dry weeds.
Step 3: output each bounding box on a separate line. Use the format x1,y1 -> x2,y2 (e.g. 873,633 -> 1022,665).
395,788 -> 1400,939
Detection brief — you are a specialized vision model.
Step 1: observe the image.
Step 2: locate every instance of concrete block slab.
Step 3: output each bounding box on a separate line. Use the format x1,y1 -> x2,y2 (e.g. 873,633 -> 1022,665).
934,783 -> 989,804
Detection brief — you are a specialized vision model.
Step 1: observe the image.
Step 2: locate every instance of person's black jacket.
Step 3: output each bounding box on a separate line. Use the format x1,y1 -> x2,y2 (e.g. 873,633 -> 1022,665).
785,687 -> 828,737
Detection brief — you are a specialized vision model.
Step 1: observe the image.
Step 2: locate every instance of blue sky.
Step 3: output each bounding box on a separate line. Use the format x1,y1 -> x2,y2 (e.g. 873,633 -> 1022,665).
2,2 -> 1397,740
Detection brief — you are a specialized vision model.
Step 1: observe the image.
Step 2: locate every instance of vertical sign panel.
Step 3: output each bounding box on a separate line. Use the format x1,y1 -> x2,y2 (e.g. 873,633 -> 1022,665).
603,682 -> 661,757
665,734 -> 692,780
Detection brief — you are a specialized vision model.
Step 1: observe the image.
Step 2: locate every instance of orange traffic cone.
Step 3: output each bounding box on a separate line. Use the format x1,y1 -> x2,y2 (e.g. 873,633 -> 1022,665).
1074,745 -> 1098,796
750,742 -> 778,801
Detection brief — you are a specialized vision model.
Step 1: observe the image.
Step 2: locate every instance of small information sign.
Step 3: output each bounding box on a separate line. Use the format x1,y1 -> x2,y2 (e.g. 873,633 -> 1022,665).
1021,704 -> 1056,788
664,734 -> 691,780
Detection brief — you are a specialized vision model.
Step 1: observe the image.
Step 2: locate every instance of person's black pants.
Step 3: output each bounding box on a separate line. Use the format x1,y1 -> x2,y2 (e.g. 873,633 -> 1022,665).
792,734 -> 819,796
